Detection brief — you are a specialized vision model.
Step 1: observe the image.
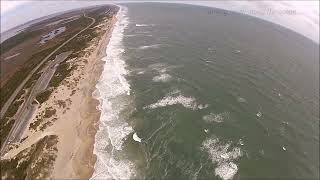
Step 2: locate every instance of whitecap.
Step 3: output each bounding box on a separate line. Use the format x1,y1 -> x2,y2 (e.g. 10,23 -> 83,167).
91,6 -> 136,179
203,112 -> 229,123
138,44 -> 161,50
126,34 -> 153,37
133,133 -> 142,142
137,71 -> 145,75
201,136 -> 242,180
152,73 -> 172,82
145,90 -> 202,110
237,97 -> 247,103
239,139 -> 244,146
148,63 -> 182,74
146,95 -> 197,110
198,104 -> 209,109
215,162 -> 238,180
135,24 -> 149,27
256,111 -> 262,117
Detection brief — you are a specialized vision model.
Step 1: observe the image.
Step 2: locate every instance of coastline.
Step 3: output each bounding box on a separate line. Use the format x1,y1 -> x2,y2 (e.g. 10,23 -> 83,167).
0,11 -> 119,179
69,15 -> 118,179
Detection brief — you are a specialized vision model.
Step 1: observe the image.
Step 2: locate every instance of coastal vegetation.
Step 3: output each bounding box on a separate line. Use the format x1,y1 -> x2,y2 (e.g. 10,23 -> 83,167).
0,9 -> 97,146
0,45 -> 58,108
35,89 -> 53,104
36,6 -> 118,107
0,135 -> 58,179
30,107 -> 56,131
0,5 -> 118,178
1,30 -> 41,54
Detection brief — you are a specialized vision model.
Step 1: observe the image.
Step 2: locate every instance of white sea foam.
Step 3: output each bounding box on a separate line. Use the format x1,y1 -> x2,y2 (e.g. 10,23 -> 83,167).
215,162 -> 238,180
201,137 -> 242,180
203,112 -> 229,123
126,34 -> 153,37
145,90 -> 206,110
138,44 -> 161,50
135,24 -> 152,27
148,63 -> 185,83
148,63 -> 169,73
198,104 -> 209,109
146,94 -> 197,110
237,97 -> 247,103
152,73 -> 172,82
133,132 -> 142,142
91,6 -> 136,179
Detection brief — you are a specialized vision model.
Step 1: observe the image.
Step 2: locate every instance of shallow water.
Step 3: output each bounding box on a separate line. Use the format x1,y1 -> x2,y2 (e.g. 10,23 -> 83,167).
93,3 -> 319,180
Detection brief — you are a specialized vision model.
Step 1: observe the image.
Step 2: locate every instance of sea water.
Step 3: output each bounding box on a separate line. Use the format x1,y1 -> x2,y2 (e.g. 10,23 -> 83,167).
92,3 -> 319,179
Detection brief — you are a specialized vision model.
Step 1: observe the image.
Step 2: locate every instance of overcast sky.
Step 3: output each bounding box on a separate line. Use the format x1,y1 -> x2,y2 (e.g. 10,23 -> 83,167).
1,1 -> 319,43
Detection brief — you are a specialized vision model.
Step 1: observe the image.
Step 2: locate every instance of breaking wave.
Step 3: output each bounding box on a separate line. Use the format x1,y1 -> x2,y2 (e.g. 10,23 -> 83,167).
203,112 -> 229,123
138,44 -> 161,50
145,90 -> 207,110
91,6 -> 136,179
201,136 -> 242,180
135,24 -> 154,27
152,73 -> 172,82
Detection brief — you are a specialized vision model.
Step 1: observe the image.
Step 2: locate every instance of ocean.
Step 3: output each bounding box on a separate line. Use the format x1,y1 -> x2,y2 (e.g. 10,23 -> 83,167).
91,3 -> 319,180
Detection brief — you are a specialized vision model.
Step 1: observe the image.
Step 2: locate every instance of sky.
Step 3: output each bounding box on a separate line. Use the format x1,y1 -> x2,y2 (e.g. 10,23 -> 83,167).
1,1 -> 319,43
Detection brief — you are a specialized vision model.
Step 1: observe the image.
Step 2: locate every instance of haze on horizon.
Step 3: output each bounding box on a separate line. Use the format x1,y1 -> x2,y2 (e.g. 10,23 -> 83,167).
1,0 -> 319,44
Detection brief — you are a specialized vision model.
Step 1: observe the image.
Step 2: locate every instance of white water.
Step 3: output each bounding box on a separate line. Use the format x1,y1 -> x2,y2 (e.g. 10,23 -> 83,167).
152,73 -> 172,82
135,24 -> 148,27
145,90 -> 208,110
145,93 -> 198,110
201,136 -> 242,180
133,132 -> 142,142
138,44 -> 162,50
203,112 -> 229,123
91,6 -> 136,179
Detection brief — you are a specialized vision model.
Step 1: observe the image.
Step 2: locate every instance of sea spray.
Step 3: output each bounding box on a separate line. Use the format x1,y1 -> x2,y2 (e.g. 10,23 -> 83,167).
91,6 -> 136,179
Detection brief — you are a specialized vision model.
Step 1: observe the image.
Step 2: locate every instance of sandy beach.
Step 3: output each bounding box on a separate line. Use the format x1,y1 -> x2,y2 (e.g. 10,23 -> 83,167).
2,13 -> 118,179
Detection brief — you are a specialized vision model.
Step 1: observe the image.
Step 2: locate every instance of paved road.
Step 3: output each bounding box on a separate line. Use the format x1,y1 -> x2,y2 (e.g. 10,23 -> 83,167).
0,14 -> 95,119
0,14 -> 95,155
9,51 -> 72,144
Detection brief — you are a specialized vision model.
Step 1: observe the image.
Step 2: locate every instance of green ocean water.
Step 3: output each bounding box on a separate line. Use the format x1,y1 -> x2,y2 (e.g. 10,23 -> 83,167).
92,3 -> 319,180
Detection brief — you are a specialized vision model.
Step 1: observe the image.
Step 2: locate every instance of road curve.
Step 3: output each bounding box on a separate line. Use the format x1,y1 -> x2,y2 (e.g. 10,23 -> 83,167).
0,14 -> 95,120
0,14 -> 96,155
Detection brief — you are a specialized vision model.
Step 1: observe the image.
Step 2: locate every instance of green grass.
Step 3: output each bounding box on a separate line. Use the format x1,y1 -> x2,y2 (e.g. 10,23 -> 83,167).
29,118 -> 41,131
29,107 -> 56,131
0,5 -> 118,151
43,107 -> 56,118
24,72 -> 41,89
0,45 -> 59,108
0,119 -> 14,148
48,62 -> 75,88
0,29 -> 41,54
0,135 -> 58,179
0,14 -> 95,108
3,99 -> 24,118
35,89 -> 53,104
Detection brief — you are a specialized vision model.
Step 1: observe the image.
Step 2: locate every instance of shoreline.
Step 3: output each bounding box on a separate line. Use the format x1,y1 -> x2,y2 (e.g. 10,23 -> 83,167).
0,11 -> 119,179
70,15 -> 118,179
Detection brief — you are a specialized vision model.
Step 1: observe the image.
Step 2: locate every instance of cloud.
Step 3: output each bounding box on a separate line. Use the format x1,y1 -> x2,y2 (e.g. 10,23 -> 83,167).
1,1 -> 29,15
0,1 -> 319,43
177,0 -> 319,43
